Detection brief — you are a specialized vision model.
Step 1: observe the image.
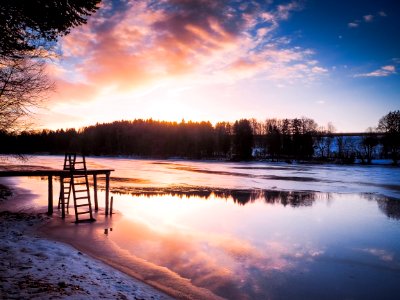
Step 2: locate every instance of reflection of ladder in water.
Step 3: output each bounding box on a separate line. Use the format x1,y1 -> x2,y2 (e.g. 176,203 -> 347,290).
58,153 -> 75,211
59,153 -> 95,223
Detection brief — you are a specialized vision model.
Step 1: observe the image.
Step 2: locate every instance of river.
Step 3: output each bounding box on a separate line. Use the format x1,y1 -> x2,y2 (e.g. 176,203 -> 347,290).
2,155 -> 400,299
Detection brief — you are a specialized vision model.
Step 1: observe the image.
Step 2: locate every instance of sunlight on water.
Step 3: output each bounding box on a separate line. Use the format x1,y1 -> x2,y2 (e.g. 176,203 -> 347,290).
1,155 -> 400,299
107,192 -> 400,299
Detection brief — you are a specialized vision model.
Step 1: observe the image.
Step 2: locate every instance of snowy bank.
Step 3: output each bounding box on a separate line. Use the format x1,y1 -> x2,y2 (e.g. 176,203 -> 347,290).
0,190 -> 173,299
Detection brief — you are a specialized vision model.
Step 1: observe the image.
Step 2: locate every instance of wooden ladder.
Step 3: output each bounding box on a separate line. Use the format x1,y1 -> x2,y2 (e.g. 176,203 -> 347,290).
59,153 -> 95,223
58,153 -> 76,211
71,155 -> 95,223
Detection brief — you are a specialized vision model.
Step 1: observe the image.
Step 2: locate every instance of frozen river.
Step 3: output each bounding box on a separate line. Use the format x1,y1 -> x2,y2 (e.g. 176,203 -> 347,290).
2,155 -> 400,299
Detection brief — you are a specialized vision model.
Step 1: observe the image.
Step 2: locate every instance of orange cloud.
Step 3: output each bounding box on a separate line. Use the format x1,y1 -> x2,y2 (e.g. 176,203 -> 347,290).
47,0 -> 326,110
53,80 -> 97,103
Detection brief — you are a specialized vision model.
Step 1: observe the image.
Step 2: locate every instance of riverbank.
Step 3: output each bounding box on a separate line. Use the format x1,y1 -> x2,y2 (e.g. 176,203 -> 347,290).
0,184 -> 173,300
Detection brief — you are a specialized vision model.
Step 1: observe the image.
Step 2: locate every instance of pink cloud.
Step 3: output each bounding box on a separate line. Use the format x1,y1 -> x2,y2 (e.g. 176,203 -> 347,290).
53,80 -> 97,103
363,14 -> 374,22
276,1 -> 302,20
354,65 -> 396,78
49,0 -> 326,105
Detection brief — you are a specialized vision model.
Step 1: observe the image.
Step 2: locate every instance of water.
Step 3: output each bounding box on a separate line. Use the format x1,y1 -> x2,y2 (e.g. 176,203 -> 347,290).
1,155 -> 400,299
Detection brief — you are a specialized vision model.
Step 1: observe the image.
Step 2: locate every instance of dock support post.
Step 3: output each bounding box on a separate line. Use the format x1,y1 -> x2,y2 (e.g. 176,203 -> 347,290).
60,176 -> 65,219
93,174 -> 98,211
48,175 -> 53,215
105,172 -> 110,216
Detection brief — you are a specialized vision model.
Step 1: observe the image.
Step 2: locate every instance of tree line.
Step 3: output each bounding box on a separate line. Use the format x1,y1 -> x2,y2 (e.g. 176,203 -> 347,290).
0,110 -> 399,165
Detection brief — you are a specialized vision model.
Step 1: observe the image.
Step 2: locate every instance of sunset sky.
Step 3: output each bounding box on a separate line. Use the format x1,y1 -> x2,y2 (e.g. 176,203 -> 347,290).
37,0 -> 399,132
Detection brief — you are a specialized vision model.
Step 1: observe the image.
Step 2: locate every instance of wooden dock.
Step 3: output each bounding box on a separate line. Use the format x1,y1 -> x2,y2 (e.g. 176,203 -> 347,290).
0,169 -> 114,218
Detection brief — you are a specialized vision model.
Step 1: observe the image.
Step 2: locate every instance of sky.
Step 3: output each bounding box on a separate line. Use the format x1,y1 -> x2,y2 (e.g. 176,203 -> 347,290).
36,0 -> 400,132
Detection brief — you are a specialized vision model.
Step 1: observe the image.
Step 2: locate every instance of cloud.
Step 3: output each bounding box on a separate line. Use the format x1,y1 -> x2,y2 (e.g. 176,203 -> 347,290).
358,248 -> 394,262
354,65 -> 396,77
348,22 -> 359,28
378,11 -> 387,17
276,2 -> 302,20
363,14 -> 374,22
47,0 -> 325,106
348,11 -> 386,28
311,66 -> 328,74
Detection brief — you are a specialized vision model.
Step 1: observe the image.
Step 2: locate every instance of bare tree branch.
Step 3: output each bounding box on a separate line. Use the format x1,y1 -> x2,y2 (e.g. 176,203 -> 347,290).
0,52 -> 53,133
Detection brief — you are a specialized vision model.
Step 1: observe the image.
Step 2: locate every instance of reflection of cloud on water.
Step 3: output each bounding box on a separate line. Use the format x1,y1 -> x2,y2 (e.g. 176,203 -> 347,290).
112,216 -> 324,299
113,218 -> 248,298
358,248 -> 394,262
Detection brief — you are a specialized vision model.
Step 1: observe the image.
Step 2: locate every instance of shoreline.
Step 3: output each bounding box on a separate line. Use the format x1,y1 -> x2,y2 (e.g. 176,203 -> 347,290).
2,153 -> 398,167
0,182 -> 174,300
38,212 -> 224,300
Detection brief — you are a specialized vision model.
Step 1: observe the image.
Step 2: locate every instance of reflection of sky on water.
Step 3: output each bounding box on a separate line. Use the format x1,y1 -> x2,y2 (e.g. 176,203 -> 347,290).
107,192 -> 400,299
1,155 -> 400,299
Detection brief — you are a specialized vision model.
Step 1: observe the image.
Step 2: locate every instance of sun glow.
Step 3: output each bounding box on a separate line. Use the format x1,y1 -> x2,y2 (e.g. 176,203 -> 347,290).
32,0 -> 399,132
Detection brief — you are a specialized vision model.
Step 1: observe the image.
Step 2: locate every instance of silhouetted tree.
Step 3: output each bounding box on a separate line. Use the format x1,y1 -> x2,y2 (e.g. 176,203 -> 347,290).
233,119 -> 253,160
314,123 -> 335,160
215,122 -> 232,158
250,118 -> 266,157
0,0 -> 100,133
0,0 -> 100,58
378,110 -> 400,164
0,55 -> 52,132
291,118 -> 316,159
281,118 -> 292,157
265,119 -> 282,160
360,128 -> 379,164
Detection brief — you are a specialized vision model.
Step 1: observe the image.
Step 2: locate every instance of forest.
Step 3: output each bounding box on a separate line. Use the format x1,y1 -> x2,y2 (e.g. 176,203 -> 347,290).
0,110 -> 399,165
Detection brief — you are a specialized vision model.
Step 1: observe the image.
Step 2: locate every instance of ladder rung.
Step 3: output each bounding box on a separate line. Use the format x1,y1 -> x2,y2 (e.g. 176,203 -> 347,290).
73,175 -> 86,178
77,211 -> 91,215
76,204 -> 90,207
74,196 -> 89,200
74,182 -> 87,185
74,189 -> 88,193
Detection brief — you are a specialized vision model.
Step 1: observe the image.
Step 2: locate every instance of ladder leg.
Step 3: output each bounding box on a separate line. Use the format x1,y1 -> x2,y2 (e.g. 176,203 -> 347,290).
72,176 -> 79,223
